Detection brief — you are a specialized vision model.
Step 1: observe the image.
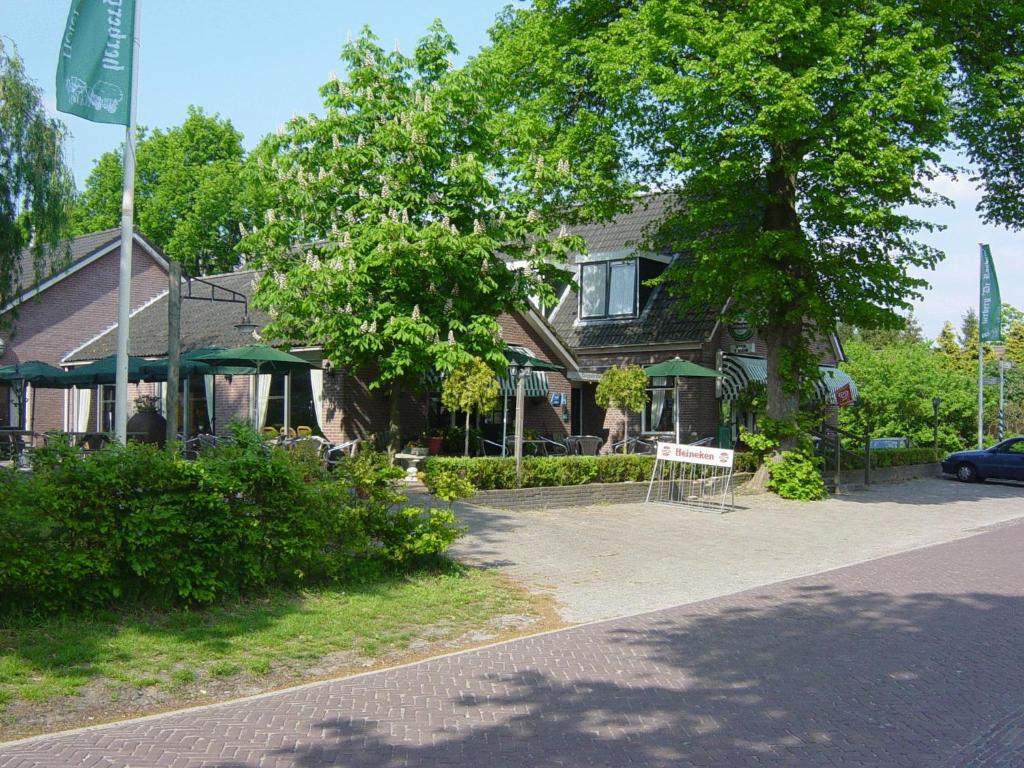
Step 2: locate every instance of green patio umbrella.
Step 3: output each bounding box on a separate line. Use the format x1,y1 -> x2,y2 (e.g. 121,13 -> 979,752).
192,345 -> 319,429
138,348 -> 255,380
0,361 -> 72,434
0,361 -> 70,387
504,346 -> 565,373
642,357 -> 723,444
59,355 -> 150,387
191,344 -> 319,373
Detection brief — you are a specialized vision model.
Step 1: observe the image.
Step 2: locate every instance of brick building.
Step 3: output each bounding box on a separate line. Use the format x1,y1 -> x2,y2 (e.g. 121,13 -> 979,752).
0,230 -> 168,433
66,269 -> 578,449
548,195 -> 854,450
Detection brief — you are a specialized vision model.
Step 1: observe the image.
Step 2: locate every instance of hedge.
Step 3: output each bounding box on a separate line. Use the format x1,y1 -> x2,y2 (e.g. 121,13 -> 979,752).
0,426 -> 462,613
821,446 -> 943,471
421,454 -> 657,492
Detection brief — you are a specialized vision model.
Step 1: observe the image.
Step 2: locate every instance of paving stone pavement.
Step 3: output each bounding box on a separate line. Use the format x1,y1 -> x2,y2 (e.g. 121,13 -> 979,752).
3,514 -> 1024,767
449,476 -> 1024,622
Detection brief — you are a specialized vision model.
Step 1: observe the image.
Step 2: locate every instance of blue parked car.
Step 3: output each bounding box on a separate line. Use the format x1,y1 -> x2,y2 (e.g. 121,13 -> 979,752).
941,437 -> 1024,482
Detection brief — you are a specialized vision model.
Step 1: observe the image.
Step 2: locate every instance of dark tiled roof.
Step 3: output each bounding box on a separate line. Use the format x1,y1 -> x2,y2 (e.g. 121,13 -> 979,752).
68,271 -> 270,361
564,193 -> 674,254
551,193 -> 718,349
551,284 -> 717,349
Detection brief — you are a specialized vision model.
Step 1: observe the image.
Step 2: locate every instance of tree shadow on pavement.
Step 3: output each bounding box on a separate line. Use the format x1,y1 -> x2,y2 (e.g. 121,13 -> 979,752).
248,577 -> 1024,767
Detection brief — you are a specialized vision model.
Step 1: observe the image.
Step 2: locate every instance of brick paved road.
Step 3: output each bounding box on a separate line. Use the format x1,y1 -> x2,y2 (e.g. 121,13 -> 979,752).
3,518 -> 1024,767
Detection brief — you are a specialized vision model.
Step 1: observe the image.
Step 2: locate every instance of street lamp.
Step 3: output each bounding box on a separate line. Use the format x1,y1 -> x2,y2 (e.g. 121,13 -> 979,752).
166,270 -> 258,444
932,396 -> 941,452
513,362 -> 532,482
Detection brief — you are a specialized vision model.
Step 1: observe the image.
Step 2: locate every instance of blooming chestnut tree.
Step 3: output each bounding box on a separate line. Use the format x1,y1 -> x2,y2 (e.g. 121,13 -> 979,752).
240,22 -> 579,445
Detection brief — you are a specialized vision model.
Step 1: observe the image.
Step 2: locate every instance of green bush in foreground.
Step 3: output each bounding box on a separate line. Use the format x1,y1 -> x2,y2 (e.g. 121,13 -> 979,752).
767,449 -> 828,501
0,424 -> 462,613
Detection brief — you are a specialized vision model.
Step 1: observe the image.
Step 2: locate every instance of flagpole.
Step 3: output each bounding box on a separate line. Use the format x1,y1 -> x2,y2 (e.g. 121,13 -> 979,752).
977,244 -> 985,450
114,0 -> 142,444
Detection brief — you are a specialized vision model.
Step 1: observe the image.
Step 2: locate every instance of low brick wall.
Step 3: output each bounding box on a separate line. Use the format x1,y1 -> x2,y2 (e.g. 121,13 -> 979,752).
826,462 -> 942,490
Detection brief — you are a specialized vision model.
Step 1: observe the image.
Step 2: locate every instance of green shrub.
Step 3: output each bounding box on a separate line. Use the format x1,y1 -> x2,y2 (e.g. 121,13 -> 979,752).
420,454 -> 655,492
767,449 -> 828,501
821,446 -> 942,471
0,424 -> 463,613
732,452 -> 761,473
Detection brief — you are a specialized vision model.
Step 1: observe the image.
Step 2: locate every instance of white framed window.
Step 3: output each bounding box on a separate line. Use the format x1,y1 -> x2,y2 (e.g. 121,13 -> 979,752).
579,259 -> 637,319
642,376 -> 675,434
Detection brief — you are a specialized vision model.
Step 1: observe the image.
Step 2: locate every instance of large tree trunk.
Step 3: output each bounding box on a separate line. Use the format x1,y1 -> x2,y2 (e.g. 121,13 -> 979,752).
760,144 -> 804,450
762,322 -> 803,450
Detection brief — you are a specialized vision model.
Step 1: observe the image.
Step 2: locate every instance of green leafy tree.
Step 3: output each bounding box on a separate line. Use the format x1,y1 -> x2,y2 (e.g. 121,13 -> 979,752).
1005,319 -> 1024,368
838,314 -> 924,349
239,23 -> 578,448
0,41 -> 74,315
921,2 -> 1024,228
441,358 -> 500,456
840,339 -> 975,450
595,364 -> 648,453
485,0 -> 952,447
72,106 -> 248,274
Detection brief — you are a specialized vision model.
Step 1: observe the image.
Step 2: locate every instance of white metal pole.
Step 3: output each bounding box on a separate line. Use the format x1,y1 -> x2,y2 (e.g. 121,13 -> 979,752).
501,388 -> 509,457
999,363 -> 1005,442
113,0 -> 142,444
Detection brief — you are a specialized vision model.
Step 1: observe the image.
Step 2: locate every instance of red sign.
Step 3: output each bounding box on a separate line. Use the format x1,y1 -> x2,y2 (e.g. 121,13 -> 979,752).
835,382 -> 854,408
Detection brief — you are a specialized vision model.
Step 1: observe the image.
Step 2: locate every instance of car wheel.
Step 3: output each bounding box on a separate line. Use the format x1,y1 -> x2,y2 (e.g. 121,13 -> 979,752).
956,463 -> 978,483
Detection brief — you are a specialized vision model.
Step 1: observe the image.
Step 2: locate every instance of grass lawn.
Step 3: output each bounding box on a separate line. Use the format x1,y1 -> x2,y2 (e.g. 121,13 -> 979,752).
0,562 -> 556,740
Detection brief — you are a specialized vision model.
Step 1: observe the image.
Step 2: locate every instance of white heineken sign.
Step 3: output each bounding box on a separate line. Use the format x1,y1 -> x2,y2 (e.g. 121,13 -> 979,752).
656,441 -> 734,469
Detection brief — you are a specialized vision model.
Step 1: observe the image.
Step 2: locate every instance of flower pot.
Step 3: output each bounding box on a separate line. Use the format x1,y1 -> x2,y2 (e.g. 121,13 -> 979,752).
127,410 -> 167,448
427,436 -> 443,455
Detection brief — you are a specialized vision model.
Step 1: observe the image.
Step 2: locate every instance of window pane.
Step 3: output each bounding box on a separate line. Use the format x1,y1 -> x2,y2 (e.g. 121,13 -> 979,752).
608,261 -> 636,316
580,263 -> 607,318
644,387 -> 675,433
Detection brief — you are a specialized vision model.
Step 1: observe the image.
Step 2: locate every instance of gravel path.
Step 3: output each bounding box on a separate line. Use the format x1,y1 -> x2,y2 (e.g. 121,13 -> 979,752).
449,476 -> 1024,622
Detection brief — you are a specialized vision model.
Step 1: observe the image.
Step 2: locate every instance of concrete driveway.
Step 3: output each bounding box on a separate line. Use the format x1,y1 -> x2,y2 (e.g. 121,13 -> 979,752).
449,476 -> 1024,623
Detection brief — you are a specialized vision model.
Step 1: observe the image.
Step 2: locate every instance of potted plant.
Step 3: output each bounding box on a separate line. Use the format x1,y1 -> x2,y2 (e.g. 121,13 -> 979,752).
404,435 -> 429,457
127,394 -> 167,447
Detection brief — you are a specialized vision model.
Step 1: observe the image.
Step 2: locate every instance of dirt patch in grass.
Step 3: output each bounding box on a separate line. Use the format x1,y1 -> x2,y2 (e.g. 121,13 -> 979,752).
0,566 -> 562,742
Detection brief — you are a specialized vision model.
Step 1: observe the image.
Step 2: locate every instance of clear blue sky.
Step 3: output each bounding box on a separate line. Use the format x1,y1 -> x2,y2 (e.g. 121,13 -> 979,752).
3,0 -> 1020,341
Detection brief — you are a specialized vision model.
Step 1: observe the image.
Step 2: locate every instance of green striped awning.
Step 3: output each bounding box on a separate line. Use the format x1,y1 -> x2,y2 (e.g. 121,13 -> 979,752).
720,354 -> 858,405
813,367 -> 858,405
720,355 -> 767,400
499,370 -> 549,398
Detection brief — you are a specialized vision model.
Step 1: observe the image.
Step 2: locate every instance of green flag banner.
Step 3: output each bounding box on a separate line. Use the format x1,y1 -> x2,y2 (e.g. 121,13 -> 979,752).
979,244 -> 1002,343
56,0 -> 136,126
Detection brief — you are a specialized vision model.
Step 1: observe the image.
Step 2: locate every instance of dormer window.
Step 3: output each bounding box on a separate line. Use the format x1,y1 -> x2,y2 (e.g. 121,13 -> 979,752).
580,259 -> 637,319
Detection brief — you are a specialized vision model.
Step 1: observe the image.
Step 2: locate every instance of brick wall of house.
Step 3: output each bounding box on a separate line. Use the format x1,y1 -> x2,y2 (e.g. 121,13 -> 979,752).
0,240 -> 167,434
498,312 -> 572,438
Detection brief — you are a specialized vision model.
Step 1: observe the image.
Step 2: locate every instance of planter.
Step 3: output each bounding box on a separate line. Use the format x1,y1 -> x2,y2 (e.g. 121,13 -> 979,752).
127,410 -> 167,448
427,436 -> 443,455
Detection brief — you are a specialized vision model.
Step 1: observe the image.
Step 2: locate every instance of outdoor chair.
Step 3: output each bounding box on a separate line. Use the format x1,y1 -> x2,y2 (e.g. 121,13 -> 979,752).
478,437 -> 505,456
296,425 -> 313,438
575,435 -> 602,456
182,433 -> 219,459
539,435 -> 569,454
260,426 -> 278,438
323,438 -> 361,470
